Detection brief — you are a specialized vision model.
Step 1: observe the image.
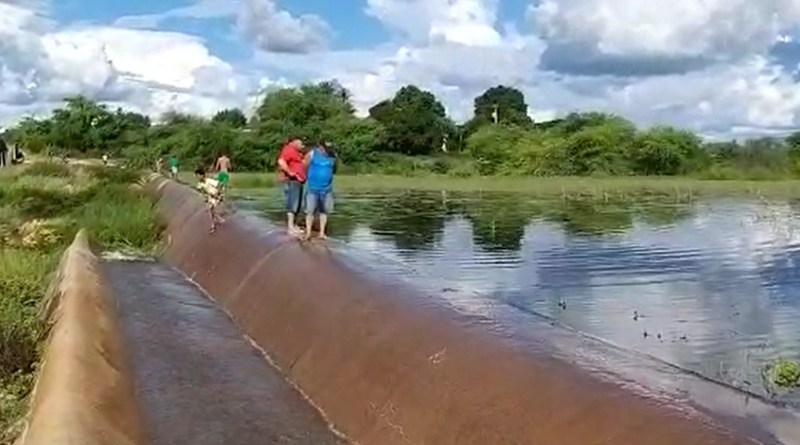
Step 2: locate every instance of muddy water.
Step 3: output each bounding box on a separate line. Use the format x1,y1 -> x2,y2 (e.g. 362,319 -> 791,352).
239,190 -> 800,408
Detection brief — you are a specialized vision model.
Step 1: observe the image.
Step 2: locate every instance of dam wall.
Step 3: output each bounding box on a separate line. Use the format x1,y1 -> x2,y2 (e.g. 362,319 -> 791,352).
151,178 -> 755,445
15,230 -> 145,445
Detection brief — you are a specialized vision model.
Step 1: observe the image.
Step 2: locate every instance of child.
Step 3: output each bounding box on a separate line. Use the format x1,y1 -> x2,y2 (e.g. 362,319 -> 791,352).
195,168 -> 226,233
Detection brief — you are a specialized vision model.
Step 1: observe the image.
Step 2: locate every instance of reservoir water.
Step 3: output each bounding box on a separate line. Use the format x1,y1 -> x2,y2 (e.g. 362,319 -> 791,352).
238,189 -> 800,407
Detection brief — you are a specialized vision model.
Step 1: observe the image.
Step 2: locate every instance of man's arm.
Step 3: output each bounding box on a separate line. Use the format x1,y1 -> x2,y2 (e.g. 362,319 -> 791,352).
303,151 -> 313,168
277,155 -> 295,179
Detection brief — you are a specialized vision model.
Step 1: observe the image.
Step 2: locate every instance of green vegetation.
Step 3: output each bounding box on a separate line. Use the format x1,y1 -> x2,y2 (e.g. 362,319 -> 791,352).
0,163 -> 162,442
7,82 -> 800,180
217,172 -> 800,200
767,359 -> 800,390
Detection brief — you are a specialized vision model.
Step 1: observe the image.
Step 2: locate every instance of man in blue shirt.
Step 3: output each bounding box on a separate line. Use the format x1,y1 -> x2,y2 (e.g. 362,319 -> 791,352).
303,140 -> 337,239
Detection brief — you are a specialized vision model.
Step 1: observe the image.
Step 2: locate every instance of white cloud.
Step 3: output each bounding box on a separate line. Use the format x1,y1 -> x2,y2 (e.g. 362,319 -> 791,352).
530,0 -> 800,61
0,3 -> 266,124
115,0 -> 330,54
113,0 -> 240,29
366,0 -> 502,47
237,0 -> 330,53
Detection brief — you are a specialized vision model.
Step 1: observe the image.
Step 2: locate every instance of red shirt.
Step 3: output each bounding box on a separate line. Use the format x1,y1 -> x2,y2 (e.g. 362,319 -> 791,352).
278,143 -> 306,182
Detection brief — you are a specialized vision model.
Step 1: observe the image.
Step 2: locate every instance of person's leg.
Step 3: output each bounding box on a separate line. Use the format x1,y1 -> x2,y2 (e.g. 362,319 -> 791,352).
318,192 -> 333,239
208,202 -> 217,233
285,181 -> 300,234
304,191 -> 318,239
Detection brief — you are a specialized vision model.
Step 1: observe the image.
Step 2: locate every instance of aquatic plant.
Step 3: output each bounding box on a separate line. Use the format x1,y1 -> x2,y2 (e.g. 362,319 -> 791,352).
767,359 -> 800,389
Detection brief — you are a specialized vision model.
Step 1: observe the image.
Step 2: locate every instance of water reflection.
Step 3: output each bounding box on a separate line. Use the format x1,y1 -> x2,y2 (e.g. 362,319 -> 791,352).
241,190 -> 800,406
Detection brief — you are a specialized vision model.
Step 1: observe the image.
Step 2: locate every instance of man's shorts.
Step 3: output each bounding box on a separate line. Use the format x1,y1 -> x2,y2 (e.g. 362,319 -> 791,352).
217,171 -> 230,187
170,166 -> 178,175
284,180 -> 304,214
306,190 -> 333,215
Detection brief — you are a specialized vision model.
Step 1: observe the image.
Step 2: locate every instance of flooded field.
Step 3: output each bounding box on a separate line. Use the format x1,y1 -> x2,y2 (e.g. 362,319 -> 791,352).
237,189 -> 800,406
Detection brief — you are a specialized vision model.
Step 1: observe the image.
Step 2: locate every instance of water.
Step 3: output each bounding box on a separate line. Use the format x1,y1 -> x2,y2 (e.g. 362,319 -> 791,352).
237,189 -> 800,406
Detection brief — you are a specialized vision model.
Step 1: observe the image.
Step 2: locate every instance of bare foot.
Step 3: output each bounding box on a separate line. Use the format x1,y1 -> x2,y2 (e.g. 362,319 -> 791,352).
209,226 -> 216,234
319,233 -> 328,240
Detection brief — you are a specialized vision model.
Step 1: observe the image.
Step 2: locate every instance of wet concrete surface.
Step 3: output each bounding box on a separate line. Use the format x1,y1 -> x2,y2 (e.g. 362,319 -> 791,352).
105,260 -> 345,445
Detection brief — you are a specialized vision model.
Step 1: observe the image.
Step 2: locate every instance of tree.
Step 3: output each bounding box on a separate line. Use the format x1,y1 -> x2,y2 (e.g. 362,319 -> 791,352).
371,85 -> 451,156
787,132 -> 800,159
49,96 -> 115,153
212,108 -> 247,128
467,86 -> 532,134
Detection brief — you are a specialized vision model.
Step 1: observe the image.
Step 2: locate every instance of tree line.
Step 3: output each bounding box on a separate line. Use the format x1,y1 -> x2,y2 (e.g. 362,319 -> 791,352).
6,81 -> 800,178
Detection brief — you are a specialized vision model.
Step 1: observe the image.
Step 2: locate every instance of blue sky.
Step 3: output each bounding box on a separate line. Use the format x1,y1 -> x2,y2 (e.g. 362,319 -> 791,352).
2,0 -> 800,138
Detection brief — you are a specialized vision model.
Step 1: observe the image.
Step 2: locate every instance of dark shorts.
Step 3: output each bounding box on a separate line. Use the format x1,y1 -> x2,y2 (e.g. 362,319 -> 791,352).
284,180 -> 304,214
306,190 -> 333,215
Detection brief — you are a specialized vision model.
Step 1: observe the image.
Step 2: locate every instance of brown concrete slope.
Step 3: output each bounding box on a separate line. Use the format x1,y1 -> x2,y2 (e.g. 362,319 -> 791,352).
15,231 -> 146,445
150,179 -> 763,445
104,260 -> 344,445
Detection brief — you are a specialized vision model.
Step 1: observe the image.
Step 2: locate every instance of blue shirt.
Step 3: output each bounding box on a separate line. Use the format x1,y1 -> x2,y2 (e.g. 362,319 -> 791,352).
306,147 -> 335,193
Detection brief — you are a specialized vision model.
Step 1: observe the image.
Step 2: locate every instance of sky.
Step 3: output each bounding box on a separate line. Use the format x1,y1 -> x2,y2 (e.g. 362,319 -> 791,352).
1,0 -> 800,139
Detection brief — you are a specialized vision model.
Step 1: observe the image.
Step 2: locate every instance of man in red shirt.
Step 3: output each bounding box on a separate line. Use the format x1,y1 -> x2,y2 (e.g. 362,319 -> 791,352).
277,139 -> 307,235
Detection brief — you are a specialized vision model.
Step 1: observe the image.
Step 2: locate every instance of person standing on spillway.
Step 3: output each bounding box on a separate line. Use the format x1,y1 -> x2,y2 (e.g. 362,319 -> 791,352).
195,167 -> 225,233
303,141 -> 337,240
277,139 -> 307,236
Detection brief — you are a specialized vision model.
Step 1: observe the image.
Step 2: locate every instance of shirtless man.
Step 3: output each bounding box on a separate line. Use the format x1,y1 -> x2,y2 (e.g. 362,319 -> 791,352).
214,152 -> 232,193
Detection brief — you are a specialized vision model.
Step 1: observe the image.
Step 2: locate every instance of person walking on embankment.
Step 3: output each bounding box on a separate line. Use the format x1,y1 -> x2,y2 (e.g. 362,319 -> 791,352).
169,155 -> 179,179
214,151 -> 232,195
303,141 -> 337,240
277,139 -> 307,236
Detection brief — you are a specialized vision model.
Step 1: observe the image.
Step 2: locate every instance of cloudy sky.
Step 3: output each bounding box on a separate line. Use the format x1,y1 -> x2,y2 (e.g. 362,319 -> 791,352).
2,0 -> 800,138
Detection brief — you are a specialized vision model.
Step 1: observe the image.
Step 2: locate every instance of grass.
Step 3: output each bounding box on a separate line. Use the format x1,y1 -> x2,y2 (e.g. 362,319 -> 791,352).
20,161 -> 71,179
0,162 -> 163,443
76,185 -> 162,253
214,172 -> 800,198
0,248 -> 58,441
